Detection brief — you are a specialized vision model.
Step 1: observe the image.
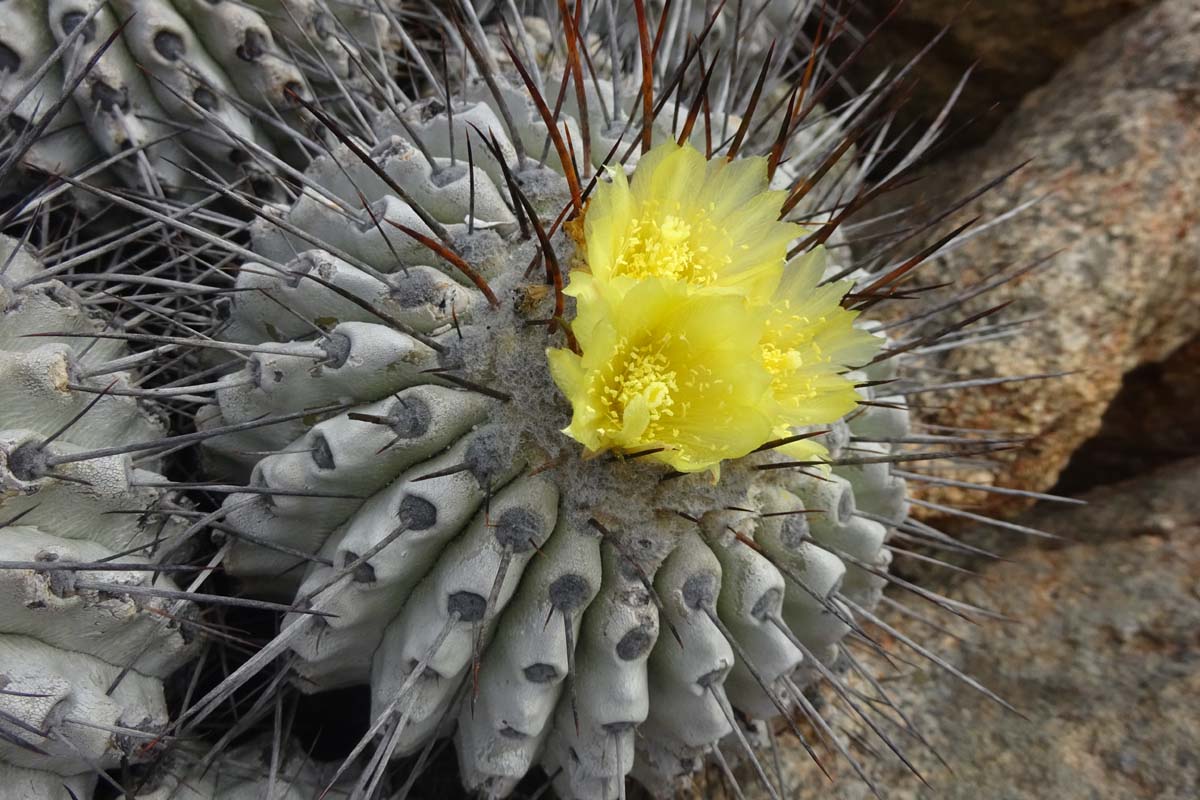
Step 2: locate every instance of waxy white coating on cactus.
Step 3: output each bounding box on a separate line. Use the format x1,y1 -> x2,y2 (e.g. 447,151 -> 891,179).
283,428 -> 525,686
0,0 -> 385,194
188,46 -> 916,795
0,235 -> 195,794
369,476 -> 561,756
0,634 -> 167,775
130,736 -> 352,799
0,762 -> 95,800
88,3 -> 955,796
219,385 -> 492,584
217,250 -> 483,345
189,76 -> 907,800
0,526 -> 192,676
456,514 -> 602,794
540,544 -> 661,800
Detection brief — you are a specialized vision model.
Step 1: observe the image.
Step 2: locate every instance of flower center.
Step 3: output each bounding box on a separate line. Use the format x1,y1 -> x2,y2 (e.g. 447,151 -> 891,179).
601,340 -> 678,433
760,342 -> 802,375
614,213 -> 717,284
763,303 -> 828,375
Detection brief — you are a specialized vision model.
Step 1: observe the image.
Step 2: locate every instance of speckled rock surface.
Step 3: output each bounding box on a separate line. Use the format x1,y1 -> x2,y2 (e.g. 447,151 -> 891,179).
847,0 -> 1154,149
1057,333 -> 1200,494
879,0 -> 1200,516
734,456 -> 1200,800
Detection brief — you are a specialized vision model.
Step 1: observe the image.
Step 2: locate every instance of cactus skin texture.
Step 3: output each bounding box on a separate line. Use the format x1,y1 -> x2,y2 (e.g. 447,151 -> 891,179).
127,735 -> 352,799
183,9 -> 916,794
0,234 -> 200,798
0,0 -> 385,197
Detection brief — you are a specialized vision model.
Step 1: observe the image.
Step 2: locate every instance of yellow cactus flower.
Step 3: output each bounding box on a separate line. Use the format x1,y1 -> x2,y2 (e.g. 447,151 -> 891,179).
761,249 -> 883,432
577,140 -> 799,305
547,280 -> 774,473
550,141 -> 882,474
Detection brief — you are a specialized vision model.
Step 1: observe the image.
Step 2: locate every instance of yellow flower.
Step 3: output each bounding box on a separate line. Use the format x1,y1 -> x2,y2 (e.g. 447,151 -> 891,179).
547,280 -> 774,473
760,248 -> 883,439
549,140 -> 883,474
577,141 -> 800,305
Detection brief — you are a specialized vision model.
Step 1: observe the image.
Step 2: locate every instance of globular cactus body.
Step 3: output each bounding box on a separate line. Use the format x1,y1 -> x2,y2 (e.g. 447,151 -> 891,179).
130,735 -> 353,799
0,0 -> 385,196
186,34 -> 914,793
0,235 -> 194,797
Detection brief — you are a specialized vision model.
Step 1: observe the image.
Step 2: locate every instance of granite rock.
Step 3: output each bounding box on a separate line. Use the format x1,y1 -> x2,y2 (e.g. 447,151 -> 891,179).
1057,333 -> 1200,494
878,0 -> 1200,516
846,0 -> 1154,150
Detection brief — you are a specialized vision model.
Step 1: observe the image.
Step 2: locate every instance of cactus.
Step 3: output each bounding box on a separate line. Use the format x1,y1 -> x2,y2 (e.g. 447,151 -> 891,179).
0,0 -> 386,199
197,246 -> 906,797
0,3 -> 1066,799
128,735 -> 352,799
0,233 -> 200,797
133,4 -> 958,797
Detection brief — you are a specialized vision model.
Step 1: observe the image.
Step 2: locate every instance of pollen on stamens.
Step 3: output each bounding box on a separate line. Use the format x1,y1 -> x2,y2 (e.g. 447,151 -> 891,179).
600,342 -> 679,433
612,210 -> 727,285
